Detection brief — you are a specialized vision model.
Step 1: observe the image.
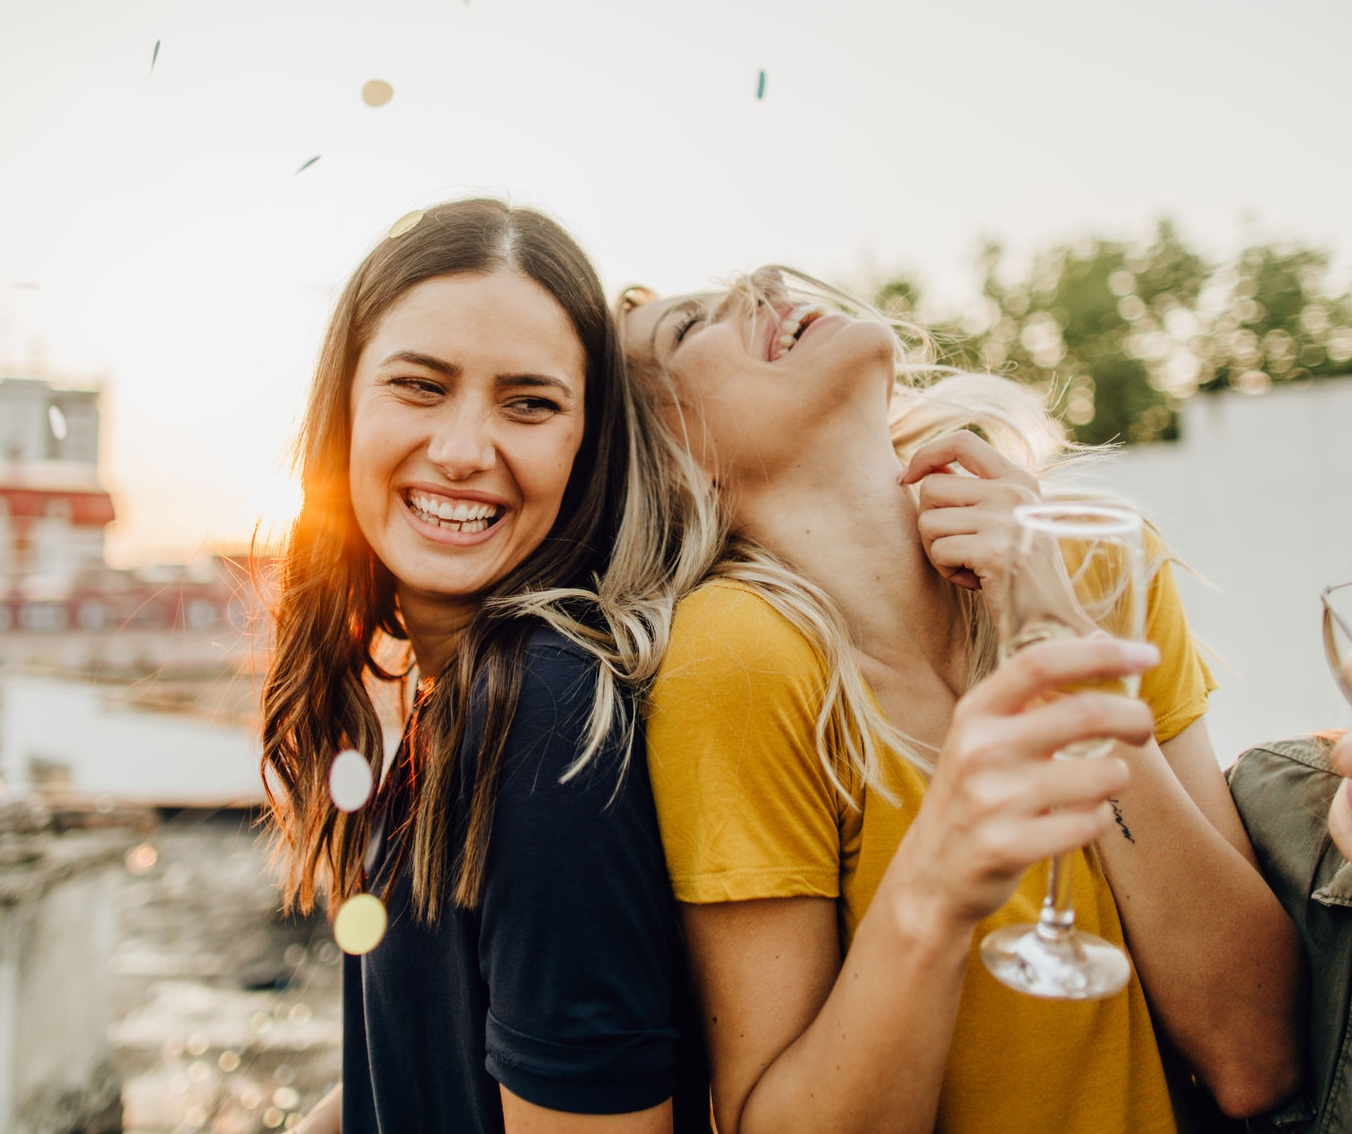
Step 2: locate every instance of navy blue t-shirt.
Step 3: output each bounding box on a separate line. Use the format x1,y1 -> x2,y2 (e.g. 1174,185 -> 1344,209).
341,627 -> 710,1133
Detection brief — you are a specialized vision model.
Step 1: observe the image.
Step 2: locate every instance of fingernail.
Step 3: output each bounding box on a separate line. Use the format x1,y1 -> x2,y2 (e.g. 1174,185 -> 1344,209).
1119,642 -> 1161,668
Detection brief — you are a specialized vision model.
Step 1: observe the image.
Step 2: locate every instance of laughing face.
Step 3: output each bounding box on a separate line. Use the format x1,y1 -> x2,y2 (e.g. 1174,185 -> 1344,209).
622,271 -> 895,481
348,271 -> 586,633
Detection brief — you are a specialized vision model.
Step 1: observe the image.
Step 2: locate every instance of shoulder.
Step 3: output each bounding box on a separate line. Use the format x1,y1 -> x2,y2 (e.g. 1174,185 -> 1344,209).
665,579 -> 826,680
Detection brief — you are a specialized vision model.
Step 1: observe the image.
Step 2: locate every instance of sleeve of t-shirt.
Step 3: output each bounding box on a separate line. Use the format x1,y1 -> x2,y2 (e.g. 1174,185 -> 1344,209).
477,633 -> 680,1116
1138,542 -> 1218,744
645,580 -> 844,904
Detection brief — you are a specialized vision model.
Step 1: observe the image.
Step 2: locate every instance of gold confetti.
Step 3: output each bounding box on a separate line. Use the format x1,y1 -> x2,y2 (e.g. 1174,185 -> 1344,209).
334,893 -> 387,955
362,79 -> 394,108
387,210 -> 425,239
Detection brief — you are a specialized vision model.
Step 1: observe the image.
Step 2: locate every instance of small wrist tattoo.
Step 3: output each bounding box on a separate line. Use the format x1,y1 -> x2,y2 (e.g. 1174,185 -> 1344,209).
1109,798 -> 1135,843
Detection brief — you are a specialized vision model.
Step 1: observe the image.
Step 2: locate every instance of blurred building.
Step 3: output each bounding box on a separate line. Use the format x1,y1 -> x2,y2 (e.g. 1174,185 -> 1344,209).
0,373 -> 274,804
0,377 -> 113,603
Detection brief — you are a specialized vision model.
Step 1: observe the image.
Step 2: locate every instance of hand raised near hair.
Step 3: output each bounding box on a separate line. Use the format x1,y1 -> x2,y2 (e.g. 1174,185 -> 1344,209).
900,430 -> 1040,621
884,636 -> 1158,929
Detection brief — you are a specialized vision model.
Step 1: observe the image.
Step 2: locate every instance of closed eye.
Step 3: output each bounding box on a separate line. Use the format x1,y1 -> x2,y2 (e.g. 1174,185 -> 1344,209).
673,310 -> 705,345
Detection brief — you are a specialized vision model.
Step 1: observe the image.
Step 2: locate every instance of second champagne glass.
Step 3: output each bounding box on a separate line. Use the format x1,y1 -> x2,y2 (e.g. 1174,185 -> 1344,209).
980,501 -> 1148,1000
1322,581 -> 1352,705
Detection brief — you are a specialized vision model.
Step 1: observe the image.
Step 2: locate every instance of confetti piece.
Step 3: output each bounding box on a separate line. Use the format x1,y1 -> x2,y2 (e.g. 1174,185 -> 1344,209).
151,40 -> 160,73
295,155 -> 321,174
334,893 -> 388,955
47,404 -> 67,441
387,209 -> 425,239
756,69 -> 766,99
362,79 -> 394,108
329,748 -> 374,812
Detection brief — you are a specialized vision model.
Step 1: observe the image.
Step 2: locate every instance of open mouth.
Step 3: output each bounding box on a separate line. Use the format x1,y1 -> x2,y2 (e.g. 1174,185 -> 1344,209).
769,304 -> 828,361
404,490 -> 503,533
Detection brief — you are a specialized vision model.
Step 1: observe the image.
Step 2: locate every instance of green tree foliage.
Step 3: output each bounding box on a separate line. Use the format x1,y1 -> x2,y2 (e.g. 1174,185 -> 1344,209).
879,222 -> 1352,446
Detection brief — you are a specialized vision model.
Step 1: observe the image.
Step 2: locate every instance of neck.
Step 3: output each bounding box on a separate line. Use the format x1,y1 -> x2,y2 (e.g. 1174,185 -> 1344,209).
397,588 -> 477,677
733,428 -> 968,699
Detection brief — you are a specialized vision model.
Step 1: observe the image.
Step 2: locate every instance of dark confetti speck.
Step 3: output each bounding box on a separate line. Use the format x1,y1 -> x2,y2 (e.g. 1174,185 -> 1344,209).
151,40 -> 160,73
295,155 -> 321,174
756,69 -> 766,99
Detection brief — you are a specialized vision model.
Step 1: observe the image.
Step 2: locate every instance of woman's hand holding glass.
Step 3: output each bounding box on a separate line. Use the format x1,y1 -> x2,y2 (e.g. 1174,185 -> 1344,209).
898,635 -> 1157,930
979,503 -> 1149,998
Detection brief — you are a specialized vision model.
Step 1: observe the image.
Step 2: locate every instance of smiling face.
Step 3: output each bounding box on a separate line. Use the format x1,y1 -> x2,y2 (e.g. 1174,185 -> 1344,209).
622,272 -> 896,483
348,270 -> 586,638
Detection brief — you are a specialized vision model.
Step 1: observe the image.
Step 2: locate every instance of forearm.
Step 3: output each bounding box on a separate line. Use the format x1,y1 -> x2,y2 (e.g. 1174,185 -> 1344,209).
1096,740 -> 1303,1116
732,891 -> 970,1134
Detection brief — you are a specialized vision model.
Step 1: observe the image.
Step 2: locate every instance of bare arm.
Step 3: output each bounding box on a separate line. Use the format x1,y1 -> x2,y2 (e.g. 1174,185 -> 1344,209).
293,1086 -> 342,1134
683,638 -> 1154,1134
500,1090 -> 671,1133
1094,718 -> 1304,1117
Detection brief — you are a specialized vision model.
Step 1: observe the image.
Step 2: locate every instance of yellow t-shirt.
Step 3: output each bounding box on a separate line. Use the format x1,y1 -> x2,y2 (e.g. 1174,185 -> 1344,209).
646,562 -> 1214,1134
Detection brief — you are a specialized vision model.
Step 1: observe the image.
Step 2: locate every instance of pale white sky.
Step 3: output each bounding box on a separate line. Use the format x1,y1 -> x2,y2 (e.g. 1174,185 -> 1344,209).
2,0 -> 1350,565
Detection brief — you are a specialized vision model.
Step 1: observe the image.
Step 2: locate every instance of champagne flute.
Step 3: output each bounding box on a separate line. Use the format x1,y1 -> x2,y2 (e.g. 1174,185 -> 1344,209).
1322,581 -> 1352,705
980,502 -> 1147,1000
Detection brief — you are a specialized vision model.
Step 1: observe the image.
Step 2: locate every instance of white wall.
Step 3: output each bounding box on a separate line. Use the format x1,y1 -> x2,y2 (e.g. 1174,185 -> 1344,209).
1093,380 -> 1352,765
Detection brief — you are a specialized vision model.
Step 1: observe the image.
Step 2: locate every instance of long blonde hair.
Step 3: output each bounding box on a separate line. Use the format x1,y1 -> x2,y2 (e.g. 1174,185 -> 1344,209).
621,267 -> 1086,789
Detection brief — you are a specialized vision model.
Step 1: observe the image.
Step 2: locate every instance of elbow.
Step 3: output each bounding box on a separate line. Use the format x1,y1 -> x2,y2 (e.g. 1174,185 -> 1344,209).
1204,1058 -> 1304,1121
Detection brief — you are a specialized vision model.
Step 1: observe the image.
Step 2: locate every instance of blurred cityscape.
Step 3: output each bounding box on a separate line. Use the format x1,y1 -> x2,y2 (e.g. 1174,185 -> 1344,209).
0,373 -> 338,1134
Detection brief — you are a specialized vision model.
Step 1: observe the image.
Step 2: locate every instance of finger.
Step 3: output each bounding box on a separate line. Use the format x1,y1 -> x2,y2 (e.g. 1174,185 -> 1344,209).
1003,803 -> 1118,865
962,689 -> 1155,770
915,470 -> 1036,512
1330,779 -> 1352,859
965,637 -> 1161,718
1331,731 -> 1352,779
902,430 -> 1029,485
964,755 -> 1130,817
960,798 -> 1119,878
922,533 -> 989,589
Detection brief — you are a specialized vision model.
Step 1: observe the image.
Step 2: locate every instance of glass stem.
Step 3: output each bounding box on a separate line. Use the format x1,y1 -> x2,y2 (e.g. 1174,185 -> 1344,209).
1035,852 -> 1076,942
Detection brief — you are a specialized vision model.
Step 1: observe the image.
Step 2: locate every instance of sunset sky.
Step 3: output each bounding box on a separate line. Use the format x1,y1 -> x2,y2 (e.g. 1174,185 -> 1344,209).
2,0 -> 1350,564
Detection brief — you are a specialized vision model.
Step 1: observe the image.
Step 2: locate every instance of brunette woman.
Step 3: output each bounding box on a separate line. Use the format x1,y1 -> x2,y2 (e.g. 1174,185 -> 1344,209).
264,200 -> 710,1134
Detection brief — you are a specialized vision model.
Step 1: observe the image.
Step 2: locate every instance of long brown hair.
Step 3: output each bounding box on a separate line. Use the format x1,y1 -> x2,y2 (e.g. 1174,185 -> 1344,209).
262,199 -> 693,922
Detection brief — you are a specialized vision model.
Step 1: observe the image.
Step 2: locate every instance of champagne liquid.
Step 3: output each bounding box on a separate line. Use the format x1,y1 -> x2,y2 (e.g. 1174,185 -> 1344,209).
1001,619 -> 1141,759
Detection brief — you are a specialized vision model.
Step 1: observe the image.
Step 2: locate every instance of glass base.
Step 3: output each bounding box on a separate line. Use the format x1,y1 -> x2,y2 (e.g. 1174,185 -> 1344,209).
980,922 -> 1132,1000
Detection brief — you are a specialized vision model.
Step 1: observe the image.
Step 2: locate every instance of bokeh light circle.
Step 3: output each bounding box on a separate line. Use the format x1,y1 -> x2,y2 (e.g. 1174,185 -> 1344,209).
328,748 -> 373,812
334,893 -> 387,955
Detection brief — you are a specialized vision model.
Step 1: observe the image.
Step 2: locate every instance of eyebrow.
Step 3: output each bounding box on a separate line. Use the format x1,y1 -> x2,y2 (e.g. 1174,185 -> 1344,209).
378,351 -> 577,399
379,350 -> 458,376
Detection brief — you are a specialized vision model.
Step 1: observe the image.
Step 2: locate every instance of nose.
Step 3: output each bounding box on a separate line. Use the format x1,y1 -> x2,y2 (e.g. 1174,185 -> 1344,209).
426,404 -> 496,480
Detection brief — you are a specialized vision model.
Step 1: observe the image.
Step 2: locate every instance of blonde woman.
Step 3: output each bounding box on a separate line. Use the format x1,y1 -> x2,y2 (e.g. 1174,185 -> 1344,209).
621,269 -> 1302,1134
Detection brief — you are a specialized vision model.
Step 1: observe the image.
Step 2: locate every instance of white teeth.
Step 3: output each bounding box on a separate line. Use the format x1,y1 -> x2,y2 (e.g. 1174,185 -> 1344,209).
769,305 -> 828,361
406,492 -> 501,531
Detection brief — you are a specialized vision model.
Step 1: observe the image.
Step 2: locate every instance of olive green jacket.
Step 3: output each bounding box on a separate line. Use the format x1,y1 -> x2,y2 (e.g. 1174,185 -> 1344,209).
1228,733 -> 1352,1134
